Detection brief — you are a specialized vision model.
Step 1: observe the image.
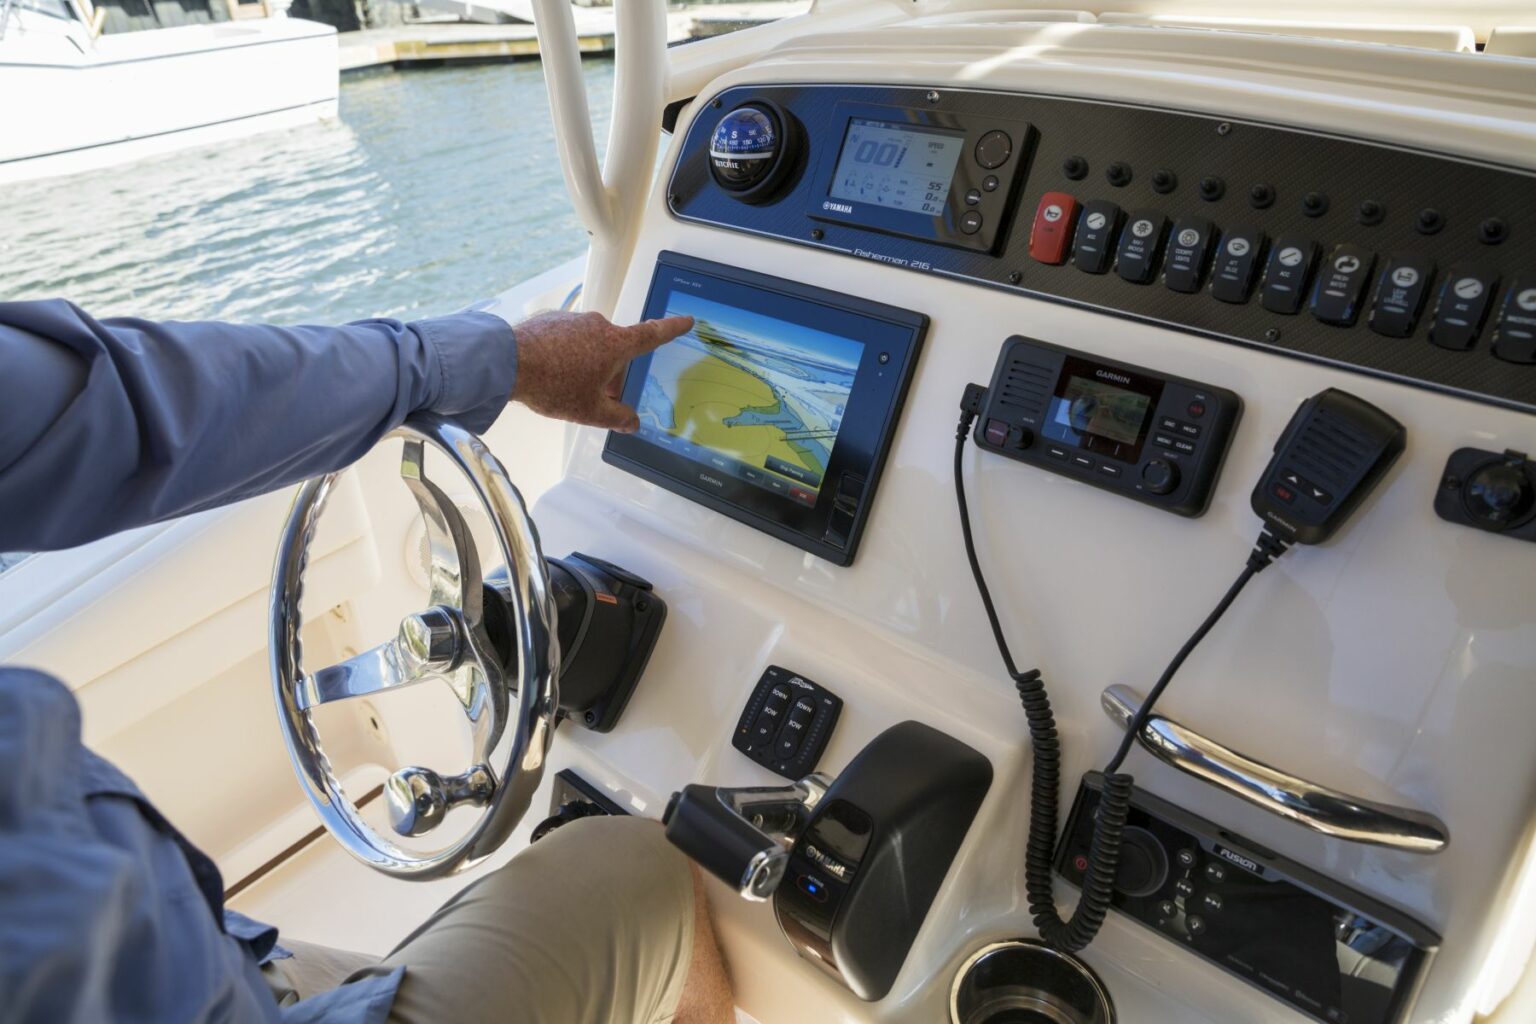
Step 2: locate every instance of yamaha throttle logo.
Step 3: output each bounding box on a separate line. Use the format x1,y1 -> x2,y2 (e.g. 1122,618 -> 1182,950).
822,200 -> 853,214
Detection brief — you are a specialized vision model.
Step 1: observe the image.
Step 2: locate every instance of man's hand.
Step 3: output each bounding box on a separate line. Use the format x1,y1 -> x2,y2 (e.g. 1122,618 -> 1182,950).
510,310 -> 694,432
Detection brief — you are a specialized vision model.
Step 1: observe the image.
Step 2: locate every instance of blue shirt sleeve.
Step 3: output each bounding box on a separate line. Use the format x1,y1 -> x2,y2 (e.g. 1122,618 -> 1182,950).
0,299 -> 517,552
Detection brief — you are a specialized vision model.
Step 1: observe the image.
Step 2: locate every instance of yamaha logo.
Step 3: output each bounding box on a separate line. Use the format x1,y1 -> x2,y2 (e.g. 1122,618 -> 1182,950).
822,201 -> 853,214
1095,369 -> 1132,385
1217,846 -> 1259,874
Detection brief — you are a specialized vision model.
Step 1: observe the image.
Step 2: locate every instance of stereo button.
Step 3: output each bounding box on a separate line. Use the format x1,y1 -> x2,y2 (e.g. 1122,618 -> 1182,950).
1310,244 -> 1376,326
1140,459 -> 1180,495
1211,225 -> 1266,303
1491,278 -> 1536,364
1045,445 -> 1070,461
960,210 -> 984,235
984,419 -> 1009,446
1071,454 -> 1095,470
1430,266 -> 1500,350
1072,199 -> 1123,274
1260,236 -> 1318,315
1164,217 -> 1216,293
1368,253 -> 1435,338
1097,463 -> 1123,479
1028,192 -> 1078,263
1117,210 -> 1168,284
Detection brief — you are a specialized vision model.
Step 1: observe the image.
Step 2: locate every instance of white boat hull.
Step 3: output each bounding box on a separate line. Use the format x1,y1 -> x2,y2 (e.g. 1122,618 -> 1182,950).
0,18 -> 339,185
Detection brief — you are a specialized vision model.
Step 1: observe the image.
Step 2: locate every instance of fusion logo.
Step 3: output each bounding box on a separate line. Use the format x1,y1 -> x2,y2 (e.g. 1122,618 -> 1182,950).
1095,369 -> 1132,385
1216,846 -> 1262,875
698,473 -> 725,489
822,201 -> 854,214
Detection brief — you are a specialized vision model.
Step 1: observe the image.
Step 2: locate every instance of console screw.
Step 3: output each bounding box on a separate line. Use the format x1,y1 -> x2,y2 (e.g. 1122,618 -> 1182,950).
926,90 -> 941,104
635,598 -> 649,613
1264,328 -> 1281,342
584,711 -> 598,725
712,98 -> 722,108
810,228 -> 824,241
667,192 -> 678,205
1216,122 -> 1232,136
1008,270 -> 1022,284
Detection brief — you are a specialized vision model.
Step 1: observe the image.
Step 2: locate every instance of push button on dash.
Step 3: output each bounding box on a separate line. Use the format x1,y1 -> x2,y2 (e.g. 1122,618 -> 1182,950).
1029,192 -> 1079,264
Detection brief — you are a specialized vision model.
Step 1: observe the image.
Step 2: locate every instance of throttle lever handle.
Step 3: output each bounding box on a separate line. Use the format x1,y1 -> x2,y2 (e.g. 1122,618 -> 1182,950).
663,775 -> 830,901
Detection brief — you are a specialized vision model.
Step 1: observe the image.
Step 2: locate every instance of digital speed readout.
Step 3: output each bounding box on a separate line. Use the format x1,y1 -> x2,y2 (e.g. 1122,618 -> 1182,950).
829,119 -> 965,216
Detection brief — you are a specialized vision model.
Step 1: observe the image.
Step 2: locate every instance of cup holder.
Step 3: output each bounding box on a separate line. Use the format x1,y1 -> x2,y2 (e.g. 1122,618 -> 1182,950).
951,940 -> 1115,1024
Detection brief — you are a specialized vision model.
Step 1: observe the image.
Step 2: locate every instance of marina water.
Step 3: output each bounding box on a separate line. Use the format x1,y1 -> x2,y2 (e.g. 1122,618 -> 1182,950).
0,60 -> 616,324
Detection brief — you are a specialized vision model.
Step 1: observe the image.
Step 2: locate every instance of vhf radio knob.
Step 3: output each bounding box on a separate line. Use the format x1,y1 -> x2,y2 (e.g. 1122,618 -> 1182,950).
1464,459 -> 1535,526
1141,458 -> 1180,495
1114,826 -> 1170,898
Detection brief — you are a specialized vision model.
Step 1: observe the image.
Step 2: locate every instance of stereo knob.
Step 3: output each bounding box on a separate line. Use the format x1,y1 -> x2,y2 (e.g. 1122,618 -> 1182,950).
1141,458 -> 1180,496
1463,459 -> 1535,528
1115,826 -> 1170,898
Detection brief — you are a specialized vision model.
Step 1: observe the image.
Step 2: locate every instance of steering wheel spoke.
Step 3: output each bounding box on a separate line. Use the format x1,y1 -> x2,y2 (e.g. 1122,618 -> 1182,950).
298,607 -> 466,710
401,439 -> 484,622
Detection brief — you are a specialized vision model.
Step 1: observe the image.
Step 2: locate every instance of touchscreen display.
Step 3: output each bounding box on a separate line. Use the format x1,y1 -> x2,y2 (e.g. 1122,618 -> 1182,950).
1043,361 -> 1161,462
829,118 -> 965,216
635,293 -> 865,507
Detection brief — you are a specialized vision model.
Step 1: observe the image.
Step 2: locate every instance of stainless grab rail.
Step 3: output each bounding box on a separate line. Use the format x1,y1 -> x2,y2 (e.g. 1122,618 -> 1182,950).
1101,685 -> 1448,854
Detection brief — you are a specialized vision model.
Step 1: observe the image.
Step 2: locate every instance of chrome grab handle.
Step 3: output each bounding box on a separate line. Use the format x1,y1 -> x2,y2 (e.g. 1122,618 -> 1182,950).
1101,685 -> 1448,855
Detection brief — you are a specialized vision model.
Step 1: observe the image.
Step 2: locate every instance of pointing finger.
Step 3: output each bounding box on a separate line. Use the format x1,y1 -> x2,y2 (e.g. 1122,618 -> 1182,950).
594,398 -> 642,433
625,315 -> 694,354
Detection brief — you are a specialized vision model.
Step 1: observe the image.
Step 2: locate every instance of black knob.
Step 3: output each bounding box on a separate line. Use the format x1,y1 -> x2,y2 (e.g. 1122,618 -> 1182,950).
1416,207 -> 1444,235
1115,826 -> 1170,898
1463,460 -> 1535,528
1106,161 -> 1133,187
1302,191 -> 1329,217
1151,168 -> 1177,193
1357,200 -> 1385,225
1198,176 -> 1225,201
1479,217 -> 1509,245
1248,182 -> 1275,209
1140,458 -> 1180,496
1062,155 -> 1089,180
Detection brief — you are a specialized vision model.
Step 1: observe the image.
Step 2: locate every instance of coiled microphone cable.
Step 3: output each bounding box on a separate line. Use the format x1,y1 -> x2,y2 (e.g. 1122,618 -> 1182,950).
954,389 -> 1289,953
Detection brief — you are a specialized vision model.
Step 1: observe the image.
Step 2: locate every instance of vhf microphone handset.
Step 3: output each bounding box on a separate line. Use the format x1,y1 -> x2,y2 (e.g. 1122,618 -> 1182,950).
957,354 -> 1405,954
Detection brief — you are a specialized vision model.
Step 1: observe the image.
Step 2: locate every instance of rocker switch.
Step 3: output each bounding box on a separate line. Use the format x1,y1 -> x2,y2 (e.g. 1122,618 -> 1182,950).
1029,192 -> 1079,265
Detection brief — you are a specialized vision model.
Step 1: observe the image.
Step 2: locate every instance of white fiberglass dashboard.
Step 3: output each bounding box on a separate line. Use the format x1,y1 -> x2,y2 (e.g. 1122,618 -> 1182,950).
526,20 -> 1536,1024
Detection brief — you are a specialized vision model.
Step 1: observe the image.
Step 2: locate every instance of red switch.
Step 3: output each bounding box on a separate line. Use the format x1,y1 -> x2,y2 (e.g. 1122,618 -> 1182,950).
1029,191 -> 1079,265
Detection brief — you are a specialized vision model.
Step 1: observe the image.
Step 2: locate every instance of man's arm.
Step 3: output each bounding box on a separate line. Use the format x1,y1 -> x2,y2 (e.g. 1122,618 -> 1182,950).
0,300 -> 691,553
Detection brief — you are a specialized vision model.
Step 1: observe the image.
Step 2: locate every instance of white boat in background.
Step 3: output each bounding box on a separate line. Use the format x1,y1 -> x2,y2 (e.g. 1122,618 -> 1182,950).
0,0 -> 337,185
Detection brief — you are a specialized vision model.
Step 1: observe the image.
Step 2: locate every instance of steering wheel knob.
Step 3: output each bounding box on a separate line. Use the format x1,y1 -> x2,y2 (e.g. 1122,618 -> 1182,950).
386,764 -> 496,838
399,607 -> 462,672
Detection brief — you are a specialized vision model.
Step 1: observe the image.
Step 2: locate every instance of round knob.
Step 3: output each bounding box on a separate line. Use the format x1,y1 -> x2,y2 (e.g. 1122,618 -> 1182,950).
1140,458 -> 1180,495
386,764 -> 495,837
1115,826 -> 1170,898
1463,460 -> 1535,528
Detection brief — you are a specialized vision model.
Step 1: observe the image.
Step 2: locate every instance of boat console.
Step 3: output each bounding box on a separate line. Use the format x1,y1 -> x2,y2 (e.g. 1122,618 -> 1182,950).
501,17 -> 1535,1023
260,10 -> 1536,1024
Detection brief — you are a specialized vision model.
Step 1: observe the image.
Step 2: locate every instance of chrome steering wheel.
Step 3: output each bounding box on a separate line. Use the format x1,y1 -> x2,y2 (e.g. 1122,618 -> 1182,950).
269,414 -> 560,879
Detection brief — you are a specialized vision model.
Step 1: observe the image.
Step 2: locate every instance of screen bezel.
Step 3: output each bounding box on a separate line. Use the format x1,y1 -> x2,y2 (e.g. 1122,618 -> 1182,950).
603,252 -> 928,566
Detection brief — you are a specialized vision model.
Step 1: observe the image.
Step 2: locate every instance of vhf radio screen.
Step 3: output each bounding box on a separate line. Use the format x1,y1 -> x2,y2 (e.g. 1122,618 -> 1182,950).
1042,357 -> 1164,464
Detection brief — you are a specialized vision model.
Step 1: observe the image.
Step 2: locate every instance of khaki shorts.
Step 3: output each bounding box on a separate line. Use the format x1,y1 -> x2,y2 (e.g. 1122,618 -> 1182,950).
261,815 -> 696,1024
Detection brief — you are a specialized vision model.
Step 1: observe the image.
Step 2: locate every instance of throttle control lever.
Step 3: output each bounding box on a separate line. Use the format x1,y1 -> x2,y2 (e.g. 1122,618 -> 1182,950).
663,775 -> 831,900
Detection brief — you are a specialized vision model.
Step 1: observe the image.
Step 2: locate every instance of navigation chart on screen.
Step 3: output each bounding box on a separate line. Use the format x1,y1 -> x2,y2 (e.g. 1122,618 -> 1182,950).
636,293 -> 863,505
